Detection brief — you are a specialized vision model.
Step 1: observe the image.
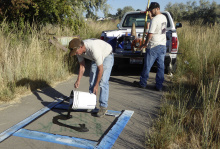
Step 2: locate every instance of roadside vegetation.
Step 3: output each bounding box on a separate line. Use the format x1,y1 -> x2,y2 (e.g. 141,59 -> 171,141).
145,1 -> 220,148
146,22 -> 220,148
0,0 -> 219,148
0,0 -> 112,103
0,19 -> 117,103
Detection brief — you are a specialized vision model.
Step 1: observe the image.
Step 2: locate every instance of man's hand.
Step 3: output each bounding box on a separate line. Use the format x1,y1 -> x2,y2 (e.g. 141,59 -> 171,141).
74,80 -> 80,88
74,60 -> 85,89
93,84 -> 99,95
92,64 -> 103,95
139,33 -> 153,51
139,44 -> 146,51
148,11 -> 153,19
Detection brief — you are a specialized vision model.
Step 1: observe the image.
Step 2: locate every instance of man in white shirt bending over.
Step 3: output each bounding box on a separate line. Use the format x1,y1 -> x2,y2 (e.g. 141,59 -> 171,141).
69,38 -> 114,117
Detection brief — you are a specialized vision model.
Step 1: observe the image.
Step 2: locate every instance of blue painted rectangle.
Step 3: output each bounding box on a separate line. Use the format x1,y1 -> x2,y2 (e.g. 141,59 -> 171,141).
95,110 -> 134,149
0,98 -> 63,142
106,110 -> 121,117
1,96 -> 133,148
13,129 -> 97,149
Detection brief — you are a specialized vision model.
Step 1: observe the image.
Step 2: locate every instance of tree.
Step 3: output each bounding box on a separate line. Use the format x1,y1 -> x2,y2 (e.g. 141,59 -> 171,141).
0,0 -> 109,29
164,0 -> 220,25
0,0 -> 36,23
116,6 -> 135,19
203,1 -> 220,25
0,0 -> 84,27
116,8 -> 122,19
165,2 -> 187,21
81,0 -> 110,19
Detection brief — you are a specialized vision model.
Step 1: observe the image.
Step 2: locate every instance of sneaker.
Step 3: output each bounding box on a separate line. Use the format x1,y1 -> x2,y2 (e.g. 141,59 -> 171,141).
96,107 -> 107,117
133,81 -> 146,89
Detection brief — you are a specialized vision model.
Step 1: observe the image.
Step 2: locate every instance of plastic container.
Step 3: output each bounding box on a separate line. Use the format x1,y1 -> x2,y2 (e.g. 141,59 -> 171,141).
69,91 -> 96,110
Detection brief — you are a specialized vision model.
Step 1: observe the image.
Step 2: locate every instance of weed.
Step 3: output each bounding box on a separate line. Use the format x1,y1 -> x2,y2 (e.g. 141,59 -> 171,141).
146,22 -> 220,148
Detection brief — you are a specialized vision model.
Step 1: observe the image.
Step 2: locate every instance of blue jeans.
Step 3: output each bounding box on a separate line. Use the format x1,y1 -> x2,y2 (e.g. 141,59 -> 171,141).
139,45 -> 166,89
89,53 -> 114,108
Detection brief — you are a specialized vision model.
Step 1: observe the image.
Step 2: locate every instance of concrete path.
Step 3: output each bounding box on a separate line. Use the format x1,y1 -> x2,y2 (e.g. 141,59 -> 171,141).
0,62 -> 169,149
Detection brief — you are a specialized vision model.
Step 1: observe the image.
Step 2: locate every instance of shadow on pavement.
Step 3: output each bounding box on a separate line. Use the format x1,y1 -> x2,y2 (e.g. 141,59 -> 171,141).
52,114 -> 89,132
16,78 -> 65,102
109,76 -> 160,92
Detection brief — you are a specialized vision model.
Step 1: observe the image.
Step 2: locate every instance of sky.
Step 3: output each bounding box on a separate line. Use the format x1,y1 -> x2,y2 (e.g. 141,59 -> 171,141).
97,0 -> 219,17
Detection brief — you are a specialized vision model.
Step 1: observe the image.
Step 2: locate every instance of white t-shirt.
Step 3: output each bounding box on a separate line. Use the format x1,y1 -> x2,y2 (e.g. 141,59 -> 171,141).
148,14 -> 167,49
77,39 -> 112,66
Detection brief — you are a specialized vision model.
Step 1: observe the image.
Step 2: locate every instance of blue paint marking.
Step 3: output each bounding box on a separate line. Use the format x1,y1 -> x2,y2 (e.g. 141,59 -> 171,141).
106,110 -> 121,117
1,97 -> 134,148
0,98 -> 63,142
95,110 -> 134,149
13,129 -> 98,149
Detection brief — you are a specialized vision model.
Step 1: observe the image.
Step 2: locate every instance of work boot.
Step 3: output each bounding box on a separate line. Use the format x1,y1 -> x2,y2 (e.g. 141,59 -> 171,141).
97,107 -> 107,117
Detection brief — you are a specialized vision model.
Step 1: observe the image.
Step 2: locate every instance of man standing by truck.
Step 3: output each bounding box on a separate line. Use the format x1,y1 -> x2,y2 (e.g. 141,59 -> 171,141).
133,2 -> 167,91
69,38 -> 114,117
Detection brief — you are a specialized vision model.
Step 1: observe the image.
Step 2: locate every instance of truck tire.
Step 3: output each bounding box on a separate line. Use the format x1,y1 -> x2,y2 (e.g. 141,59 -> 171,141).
172,60 -> 177,73
166,59 -> 177,74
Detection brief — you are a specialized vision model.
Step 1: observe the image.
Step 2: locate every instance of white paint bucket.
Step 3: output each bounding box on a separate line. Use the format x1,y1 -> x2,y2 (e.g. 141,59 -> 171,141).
69,90 -> 96,110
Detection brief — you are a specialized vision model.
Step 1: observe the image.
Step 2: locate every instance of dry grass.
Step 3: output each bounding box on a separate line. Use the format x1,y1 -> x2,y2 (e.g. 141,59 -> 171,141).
3,18 -> 219,148
0,23 -> 71,102
82,19 -> 119,39
146,22 -> 220,148
0,19 -> 118,103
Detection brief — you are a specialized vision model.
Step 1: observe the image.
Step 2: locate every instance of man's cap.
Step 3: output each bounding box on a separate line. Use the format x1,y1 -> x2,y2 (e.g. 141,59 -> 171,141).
69,38 -> 81,50
69,38 -> 81,56
147,2 -> 160,11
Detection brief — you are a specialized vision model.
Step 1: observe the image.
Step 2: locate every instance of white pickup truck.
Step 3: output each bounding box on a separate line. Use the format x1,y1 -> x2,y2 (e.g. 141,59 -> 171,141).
100,11 -> 182,74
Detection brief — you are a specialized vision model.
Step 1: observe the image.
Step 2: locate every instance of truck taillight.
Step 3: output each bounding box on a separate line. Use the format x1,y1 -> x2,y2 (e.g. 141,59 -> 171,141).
172,37 -> 178,52
100,36 -> 104,40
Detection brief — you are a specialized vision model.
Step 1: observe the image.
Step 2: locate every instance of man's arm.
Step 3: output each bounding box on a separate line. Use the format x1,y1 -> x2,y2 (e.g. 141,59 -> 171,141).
144,33 -> 153,46
140,11 -> 153,49
140,33 -> 153,49
93,64 -> 103,94
74,60 -> 85,88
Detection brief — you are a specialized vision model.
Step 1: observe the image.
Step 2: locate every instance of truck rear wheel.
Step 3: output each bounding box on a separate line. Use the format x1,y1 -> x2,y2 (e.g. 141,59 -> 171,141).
166,59 -> 177,74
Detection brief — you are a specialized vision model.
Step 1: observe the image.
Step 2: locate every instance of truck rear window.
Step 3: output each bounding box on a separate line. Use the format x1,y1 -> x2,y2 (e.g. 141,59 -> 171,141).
122,12 -> 170,28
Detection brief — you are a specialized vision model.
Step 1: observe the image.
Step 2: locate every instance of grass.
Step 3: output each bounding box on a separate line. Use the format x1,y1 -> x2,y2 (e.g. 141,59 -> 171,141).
146,22 -> 220,148
0,19 -> 118,103
1,17 -> 219,149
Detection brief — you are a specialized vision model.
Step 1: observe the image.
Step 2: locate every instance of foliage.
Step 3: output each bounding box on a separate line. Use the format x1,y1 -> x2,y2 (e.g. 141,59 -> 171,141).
0,19 -> 117,102
146,22 -> 220,149
115,6 -> 135,19
108,7 -> 143,20
82,0 -> 110,19
165,0 -> 220,25
0,0 -> 110,30
0,0 -> 83,30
